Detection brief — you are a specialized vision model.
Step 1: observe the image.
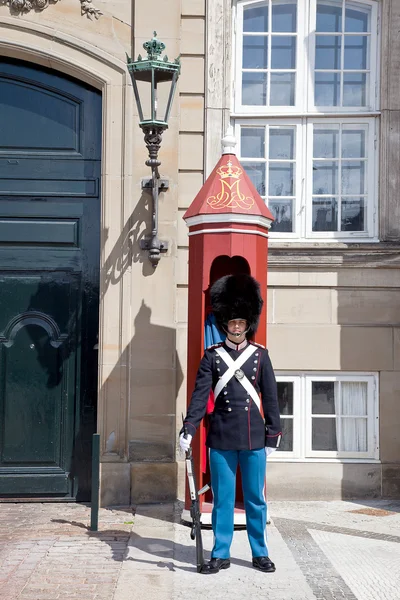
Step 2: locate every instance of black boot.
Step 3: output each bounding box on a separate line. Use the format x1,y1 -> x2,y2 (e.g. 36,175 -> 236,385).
252,556 -> 276,572
200,558 -> 231,574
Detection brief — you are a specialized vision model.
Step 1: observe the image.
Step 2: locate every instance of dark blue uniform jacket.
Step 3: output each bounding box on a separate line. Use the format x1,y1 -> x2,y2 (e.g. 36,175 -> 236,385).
183,340 -> 282,451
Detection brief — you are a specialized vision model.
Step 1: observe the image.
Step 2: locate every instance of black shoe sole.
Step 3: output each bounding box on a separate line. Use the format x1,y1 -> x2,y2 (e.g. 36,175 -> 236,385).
253,564 -> 276,573
200,562 -> 230,574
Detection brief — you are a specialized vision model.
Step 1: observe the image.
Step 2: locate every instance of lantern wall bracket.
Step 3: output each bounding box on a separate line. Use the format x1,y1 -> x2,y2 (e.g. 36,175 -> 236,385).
141,178 -> 169,191
139,168 -> 169,265
138,123 -> 170,267
127,33 -> 180,268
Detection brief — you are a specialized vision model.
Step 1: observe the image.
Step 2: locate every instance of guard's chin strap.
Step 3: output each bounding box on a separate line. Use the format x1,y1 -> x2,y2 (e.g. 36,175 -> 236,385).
223,326 -> 250,338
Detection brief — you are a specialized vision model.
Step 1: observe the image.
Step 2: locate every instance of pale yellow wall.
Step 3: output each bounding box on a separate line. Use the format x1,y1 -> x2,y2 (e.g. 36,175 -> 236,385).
173,0 -> 400,500
267,268 -> 400,499
268,269 -> 400,373
0,1 -> 135,505
0,1 -> 131,63
0,0 -> 188,505
2,0 -> 400,503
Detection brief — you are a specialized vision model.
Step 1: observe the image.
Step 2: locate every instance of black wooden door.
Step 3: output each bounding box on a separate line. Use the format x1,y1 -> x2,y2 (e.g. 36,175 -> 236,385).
0,58 -> 101,500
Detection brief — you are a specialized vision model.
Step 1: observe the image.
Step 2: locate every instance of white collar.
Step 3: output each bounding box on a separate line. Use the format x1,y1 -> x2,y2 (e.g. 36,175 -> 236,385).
224,338 -> 248,351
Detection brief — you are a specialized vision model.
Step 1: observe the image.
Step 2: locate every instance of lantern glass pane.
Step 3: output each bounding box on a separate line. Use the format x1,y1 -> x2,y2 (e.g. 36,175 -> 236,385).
133,71 -> 176,126
130,74 -> 144,122
164,72 -> 179,123
134,78 -> 152,122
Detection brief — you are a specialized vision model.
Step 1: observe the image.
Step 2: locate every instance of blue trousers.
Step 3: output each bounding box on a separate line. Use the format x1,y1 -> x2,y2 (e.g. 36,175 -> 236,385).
209,447 -> 268,559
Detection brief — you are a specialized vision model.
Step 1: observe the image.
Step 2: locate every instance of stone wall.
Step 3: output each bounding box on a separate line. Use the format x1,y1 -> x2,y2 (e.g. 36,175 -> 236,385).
2,0 -> 400,504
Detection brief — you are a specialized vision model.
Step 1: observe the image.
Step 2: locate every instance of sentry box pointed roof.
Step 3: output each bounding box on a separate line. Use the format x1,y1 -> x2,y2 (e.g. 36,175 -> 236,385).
183,137 -> 274,230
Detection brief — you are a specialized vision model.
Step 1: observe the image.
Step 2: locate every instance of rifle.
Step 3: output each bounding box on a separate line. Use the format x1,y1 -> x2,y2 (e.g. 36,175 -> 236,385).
183,418 -> 210,573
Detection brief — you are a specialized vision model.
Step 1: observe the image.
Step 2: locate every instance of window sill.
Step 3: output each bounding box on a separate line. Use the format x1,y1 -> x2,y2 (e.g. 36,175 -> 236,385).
268,241 -> 400,268
232,111 -> 382,118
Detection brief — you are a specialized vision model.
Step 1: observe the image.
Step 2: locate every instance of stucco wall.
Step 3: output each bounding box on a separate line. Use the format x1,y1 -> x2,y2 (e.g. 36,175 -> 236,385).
2,0 -> 400,504
0,0 -> 186,505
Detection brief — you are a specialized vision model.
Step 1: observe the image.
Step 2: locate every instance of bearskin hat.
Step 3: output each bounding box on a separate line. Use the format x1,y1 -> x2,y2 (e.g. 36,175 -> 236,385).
210,274 -> 263,337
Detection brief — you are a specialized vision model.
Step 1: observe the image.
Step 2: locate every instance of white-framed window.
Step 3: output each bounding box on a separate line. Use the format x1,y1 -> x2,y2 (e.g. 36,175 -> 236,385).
237,117 -> 377,238
236,0 -> 299,112
274,373 -> 379,461
309,0 -> 378,112
233,0 -> 380,241
235,0 -> 379,113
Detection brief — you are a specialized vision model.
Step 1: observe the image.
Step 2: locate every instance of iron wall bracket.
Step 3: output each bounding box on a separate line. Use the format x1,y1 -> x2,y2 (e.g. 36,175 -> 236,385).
139,237 -> 169,252
140,175 -> 169,264
141,178 -> 169,191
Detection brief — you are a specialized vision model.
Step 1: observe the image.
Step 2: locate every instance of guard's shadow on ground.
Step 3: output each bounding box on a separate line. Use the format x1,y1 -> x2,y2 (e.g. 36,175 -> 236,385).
125,530 -> 256,572
50,516 -> 256,572
51,518 -> 131,562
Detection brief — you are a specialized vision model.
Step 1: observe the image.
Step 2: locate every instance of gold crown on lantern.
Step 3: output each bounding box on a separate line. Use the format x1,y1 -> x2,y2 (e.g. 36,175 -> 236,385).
216,161 -> 242,179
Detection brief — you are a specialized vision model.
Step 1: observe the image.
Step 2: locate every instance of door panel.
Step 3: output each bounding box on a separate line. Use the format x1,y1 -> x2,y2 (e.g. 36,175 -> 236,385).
0,58 -> 101,500
4,324 -> 63,465
0,78 -> 80,152
0,273 -> 79,496
0,59 -> 101,158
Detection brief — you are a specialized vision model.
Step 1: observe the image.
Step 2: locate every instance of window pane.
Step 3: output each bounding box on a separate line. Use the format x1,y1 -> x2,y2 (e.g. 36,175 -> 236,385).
269,162 -> 294,195
314,128 -> 339,159
243,162 -> 266,195
340,418 -> 367,452
272,2 -> 297,32
243,36 -> 268,69
242,72 -> 268,105
312,197 -> 338,231
343,73 -> 367,106
345,7 -> 370,33
269,199 -> 294,232
241,128 -> 265,158
313,161 -> 338,195
269,128 -> 295,159
278,381 -> 293,414
316,2 -> 342,33
312,417 -> 338,450
278,418 -> 293,451
341,381 -> 367,415
244,4 -> 268,32
315,35 -> 342,70
341,161 -> 365,195
271,36 -> 296,69
344,36 -> 368,70
341,197 -> 365,231
270,73 -> 295,105
342,129 -> 366,158
312,381 -> 336,414
315,72 -> 341,106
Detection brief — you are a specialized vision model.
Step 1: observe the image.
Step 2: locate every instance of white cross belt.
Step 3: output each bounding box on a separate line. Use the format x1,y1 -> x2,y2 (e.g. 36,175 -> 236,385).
213,345 -> 261,412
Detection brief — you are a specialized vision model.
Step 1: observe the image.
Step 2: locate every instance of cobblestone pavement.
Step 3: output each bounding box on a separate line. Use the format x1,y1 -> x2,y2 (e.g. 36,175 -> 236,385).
1,500 -> 399,599
0,503 -> 132,600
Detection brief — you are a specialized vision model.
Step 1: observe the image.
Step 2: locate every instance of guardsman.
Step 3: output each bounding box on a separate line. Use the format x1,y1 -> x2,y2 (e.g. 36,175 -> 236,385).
180,273 -> 282,575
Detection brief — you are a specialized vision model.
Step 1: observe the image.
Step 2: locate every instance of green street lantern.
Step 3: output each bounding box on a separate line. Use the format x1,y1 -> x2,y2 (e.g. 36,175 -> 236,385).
127,33 -> 181,268
127,31 -> 181,130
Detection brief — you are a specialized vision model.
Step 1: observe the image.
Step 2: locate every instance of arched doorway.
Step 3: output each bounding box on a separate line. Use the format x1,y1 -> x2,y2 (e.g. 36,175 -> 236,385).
0,58 -> 101,500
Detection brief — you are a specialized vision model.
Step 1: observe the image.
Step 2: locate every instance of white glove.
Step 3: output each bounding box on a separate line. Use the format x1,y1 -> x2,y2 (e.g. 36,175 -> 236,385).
266,446 -> 277,457
179,433 -> 192,452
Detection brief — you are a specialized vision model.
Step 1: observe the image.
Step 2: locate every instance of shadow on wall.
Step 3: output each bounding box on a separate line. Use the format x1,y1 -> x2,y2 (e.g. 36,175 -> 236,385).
98,183 -> 184,504
102,187 -> 158,297
100,299 -> 184,505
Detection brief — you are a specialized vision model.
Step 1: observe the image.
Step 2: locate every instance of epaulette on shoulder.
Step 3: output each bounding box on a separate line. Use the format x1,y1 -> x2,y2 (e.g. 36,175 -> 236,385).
250,341 -> 265,349
206,342 -> 223,351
